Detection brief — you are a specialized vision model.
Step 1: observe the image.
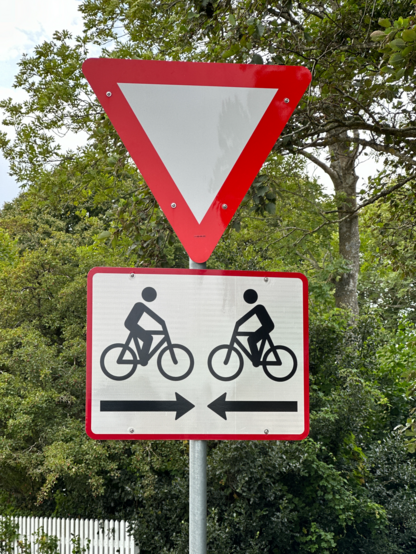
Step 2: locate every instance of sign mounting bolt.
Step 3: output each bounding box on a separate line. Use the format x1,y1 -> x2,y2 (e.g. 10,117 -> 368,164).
171,203 -> 177,208
106,91 -> 112,97
284,98 -> 290,103
130,273 -> 135,278
222,204 -> 228,210
264,429 -> 269,434
264,277 -> 269,282
128,427 -> 134,434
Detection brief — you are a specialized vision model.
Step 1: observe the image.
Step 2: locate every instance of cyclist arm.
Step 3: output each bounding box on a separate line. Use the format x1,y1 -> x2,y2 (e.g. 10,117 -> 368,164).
234,307 -> 257,331
142,306 -> 168,330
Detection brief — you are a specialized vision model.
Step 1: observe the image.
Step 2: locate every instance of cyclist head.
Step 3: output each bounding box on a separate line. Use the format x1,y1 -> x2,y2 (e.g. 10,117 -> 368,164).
142,287 -> 157,302
243,289 -> 258,304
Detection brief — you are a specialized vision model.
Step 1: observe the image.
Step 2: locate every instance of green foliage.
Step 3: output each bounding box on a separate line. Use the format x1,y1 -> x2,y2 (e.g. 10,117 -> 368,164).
0,198 -> 133,516
364,183 -> 416,280
0,518 -> 19,554
204,439 -> 385,554
71,534 -> 90,554
388,321 -> 416,451
0,232 -> 17,268
371,11 -> 416,79
31,528 -> 59,554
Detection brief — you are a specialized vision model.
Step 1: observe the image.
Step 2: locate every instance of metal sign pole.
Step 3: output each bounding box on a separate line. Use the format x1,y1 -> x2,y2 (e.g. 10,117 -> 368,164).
189,257 -> 207,554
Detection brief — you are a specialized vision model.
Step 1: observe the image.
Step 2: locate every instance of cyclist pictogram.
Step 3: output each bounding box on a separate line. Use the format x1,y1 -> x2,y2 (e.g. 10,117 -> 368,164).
208,289 -> 297,382
100,287 -> 194,381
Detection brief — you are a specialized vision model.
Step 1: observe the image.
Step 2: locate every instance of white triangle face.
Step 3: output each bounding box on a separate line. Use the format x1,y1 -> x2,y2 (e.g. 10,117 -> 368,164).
119,83 -> 278,223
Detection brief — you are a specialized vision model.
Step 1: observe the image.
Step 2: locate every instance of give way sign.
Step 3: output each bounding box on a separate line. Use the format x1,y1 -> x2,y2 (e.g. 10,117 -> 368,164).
82,60 -> 311,262
86,268 -> 309,440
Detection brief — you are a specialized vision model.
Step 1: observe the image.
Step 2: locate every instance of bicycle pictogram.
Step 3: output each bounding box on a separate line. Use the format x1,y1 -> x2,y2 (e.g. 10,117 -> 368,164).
208,289 -> 297,382
100,287 -> 194,382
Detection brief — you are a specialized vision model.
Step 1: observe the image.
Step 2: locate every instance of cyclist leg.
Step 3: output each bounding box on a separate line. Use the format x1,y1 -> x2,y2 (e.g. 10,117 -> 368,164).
248,328 -> 264,367
136,327 -> 153,366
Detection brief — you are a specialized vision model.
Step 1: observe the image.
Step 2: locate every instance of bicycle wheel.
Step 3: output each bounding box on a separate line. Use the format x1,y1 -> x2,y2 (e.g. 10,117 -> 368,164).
262,345 -> 297,382
157,344 -> 194,381
208,345 -> 244,381
100,343 -> 138,381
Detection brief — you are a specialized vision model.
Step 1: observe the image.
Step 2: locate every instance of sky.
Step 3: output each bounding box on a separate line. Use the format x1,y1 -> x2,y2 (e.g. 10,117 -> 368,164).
0,0 -> 83,206
0,0 -> 379,208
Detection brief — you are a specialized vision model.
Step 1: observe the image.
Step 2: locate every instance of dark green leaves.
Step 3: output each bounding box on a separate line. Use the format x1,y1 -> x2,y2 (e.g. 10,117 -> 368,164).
250,53 -> 263,64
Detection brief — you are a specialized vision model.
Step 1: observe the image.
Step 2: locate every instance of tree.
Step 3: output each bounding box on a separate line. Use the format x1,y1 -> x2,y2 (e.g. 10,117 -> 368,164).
0,197 -> 132,516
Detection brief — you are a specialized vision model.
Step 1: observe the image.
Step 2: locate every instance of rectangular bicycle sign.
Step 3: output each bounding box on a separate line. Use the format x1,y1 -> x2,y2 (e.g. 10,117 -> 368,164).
86,268 -> 309,440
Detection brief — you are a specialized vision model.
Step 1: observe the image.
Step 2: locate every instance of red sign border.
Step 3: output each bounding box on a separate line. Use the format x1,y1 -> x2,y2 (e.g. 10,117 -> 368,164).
82,60 -> 312,262
86,267 -> 309,441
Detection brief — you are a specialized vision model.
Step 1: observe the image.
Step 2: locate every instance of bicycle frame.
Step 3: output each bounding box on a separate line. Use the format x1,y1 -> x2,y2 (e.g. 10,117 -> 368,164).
117,330 -> 178,365
224,331 -> 276,364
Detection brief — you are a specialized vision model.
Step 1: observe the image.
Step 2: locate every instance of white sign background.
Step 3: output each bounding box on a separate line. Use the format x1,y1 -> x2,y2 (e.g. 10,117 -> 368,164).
118,83 -> 277,223
86,269 -> 309,440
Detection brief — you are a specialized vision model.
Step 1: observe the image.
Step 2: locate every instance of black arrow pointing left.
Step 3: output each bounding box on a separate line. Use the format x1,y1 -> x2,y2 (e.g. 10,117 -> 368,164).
100,393 -> 195,420
208,393 -> 297,420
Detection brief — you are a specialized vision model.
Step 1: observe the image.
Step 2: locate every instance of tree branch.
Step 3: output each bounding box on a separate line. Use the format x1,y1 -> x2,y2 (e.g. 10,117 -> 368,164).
297,5 -> 325,20
297,149 -> 339,182
267,6 -> 304,30
349,138 -> 416,167
348,175 -> 414,216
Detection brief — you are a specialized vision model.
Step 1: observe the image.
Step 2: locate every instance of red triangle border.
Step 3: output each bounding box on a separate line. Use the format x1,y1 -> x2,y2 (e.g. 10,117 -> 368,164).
82,59 -> 311,262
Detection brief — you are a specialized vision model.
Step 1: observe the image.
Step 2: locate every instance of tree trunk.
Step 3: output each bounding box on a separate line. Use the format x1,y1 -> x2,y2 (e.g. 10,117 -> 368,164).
328,132 -> 360,316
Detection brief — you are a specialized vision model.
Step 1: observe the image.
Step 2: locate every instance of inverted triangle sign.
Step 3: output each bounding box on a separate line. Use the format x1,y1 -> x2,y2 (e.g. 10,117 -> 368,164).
82,59 -> 311,262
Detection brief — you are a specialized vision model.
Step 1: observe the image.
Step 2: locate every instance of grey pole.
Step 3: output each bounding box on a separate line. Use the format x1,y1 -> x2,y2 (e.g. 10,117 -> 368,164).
189,257 -> 207,554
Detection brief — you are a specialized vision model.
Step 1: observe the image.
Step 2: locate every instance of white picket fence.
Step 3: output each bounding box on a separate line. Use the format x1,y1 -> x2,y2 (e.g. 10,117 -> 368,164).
1,516 -> 138,554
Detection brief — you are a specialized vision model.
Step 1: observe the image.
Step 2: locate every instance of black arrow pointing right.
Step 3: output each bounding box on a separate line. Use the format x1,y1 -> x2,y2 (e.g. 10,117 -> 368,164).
101,393 -> 194,420
208,393 -> 298,420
